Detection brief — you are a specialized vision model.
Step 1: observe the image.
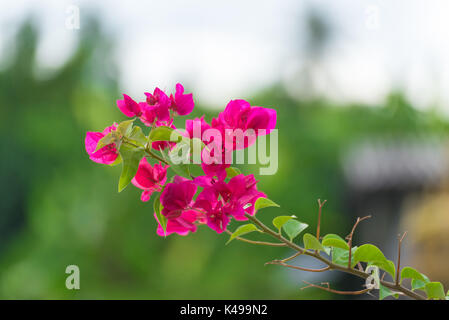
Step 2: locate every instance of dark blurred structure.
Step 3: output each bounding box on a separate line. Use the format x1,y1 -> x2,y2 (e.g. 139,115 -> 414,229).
401,182 -> 449,289
342,135 -> 449,257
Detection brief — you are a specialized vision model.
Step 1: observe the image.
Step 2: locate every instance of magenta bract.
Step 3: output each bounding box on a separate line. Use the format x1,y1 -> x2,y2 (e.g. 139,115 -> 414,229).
132,158 -> 168,202
85,124 -> 119,165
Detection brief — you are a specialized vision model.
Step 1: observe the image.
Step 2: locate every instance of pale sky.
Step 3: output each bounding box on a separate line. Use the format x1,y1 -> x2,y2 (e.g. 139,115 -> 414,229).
2,0 -> 449,114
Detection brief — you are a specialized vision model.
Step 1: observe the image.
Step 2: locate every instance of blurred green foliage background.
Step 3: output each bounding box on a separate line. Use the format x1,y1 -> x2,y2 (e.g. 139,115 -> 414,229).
0,17 -> 448,299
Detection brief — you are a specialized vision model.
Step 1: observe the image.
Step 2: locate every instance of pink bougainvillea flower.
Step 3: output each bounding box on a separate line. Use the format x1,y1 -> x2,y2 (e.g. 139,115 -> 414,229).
201,161 -> 229,181
85,124 -> 119,165
160,176 -> 197,219
116,94 -> 142,117
194,188 -> 229,233
139,102 -> 157,126
196,173 -> 265,221
152,140 -> 176,152
246,107 -> 277,135
144,87 -> 171,122
184,116 -> 211,142
131,159 -> 168,202
192,175 -> 215,189
217,100 -> 277,135
154,210 -> 199,236
186,116 -> 231,178
217,99 -> 251,130
190,173 -> 264,233
200,148 -> 230,181
206,206 -> 230,233
220,174 -> 266,220
170,83 -> 194,116
214,99 -> 277,150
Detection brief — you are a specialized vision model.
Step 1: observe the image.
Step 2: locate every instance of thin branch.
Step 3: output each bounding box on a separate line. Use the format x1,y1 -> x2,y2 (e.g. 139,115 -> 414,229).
346,215 -> 371,269
224,230 -> 286,247
282,252 -> 302,263
357,262 -> 364,272
122,138 -> 170,165
316,199 -> 327,241
395,231 -> 407,285
245,213 -> 305,253
266,260 -> 330,273
301,281 -> 372,296
145,146 -> 169,165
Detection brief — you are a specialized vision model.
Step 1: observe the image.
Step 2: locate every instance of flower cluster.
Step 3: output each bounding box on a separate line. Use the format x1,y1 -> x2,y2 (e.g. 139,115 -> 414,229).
117,84 -> 194,151
85,83 -> 276,236
83,84 -> 449,302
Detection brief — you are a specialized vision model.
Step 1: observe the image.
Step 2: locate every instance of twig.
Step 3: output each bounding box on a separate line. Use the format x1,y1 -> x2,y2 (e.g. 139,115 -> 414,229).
145,146 -> 169,165
301,281 -> 372,295
245,213 -> 306,253
266,260 -> 330,273
282,252 -> 302,263
346,215 -> 371,269
316,199 -> 327,241
224,229 -> 286,247
395,231 -> 407,285
357,262 -> 364,272
122,138 -> 170,165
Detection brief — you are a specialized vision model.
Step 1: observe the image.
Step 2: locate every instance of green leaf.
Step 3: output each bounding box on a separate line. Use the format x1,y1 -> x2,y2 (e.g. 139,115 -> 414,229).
227,224 -> 261,244
425,282 -> 446,300
153,193 -> 167,235
94,132 -> 115,152
272,215 -> 295,231
127,125 -> 147,147
353,244 -> 395,278
149,126 -> 181,142
225,167 -> 242,178
400,267 -> 428,284
303,233 -> 324,251
332,246 -> 357,268
170,163 -> 191,179
116,119 -> 135,137
110,154 -> 122,166
322,234 -> 349,250
283,219 -> 308,241
254,197 -> 279,211
379,284 -> 399,300
378,260 -> 396,280
118,143 -> 145,192
323,246 -> 331,256
412,278 -> 428,291
160,147 -> 191,179
353,244 -> 386,264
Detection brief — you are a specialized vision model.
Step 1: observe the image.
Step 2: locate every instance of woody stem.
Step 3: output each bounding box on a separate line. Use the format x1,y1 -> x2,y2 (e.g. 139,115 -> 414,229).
244,213 -> 426,300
